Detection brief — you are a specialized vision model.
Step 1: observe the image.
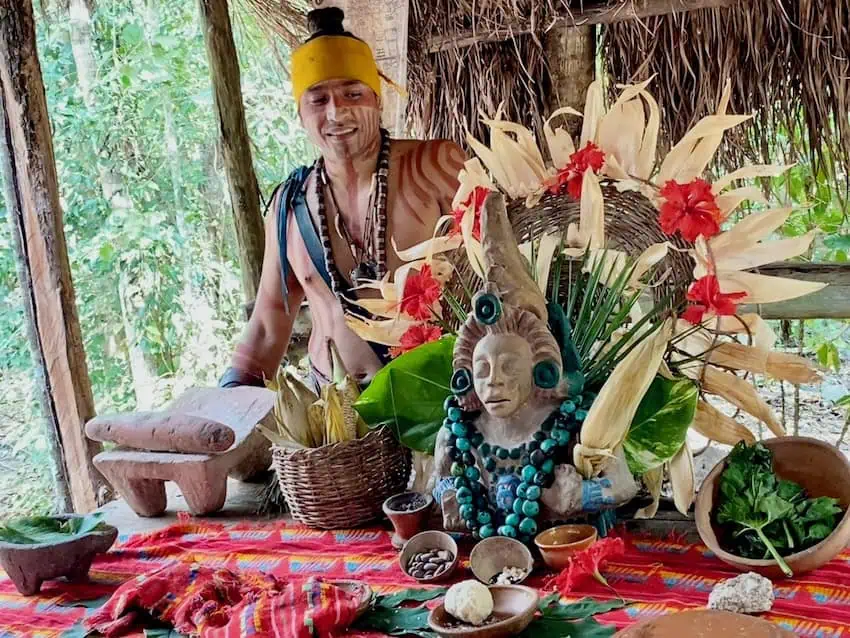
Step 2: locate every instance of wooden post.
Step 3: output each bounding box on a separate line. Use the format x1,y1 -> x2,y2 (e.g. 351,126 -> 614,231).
198,0 -> 264,301
0,0 -> 106,512
544,24 -> 596,137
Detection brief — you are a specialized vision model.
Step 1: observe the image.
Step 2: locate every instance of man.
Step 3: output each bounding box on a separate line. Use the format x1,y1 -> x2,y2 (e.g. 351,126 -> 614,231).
220,8 -> 465,390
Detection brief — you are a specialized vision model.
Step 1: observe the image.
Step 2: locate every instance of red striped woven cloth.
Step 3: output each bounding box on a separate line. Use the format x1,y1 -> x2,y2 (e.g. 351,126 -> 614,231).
0,518 -> 848,636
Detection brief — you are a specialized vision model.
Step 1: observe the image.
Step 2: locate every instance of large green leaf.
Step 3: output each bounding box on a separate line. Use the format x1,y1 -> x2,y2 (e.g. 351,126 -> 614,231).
0,514 -> 107,545
355,337 -> 455,455
623,376 -> 698,475
520,617 -> 617,638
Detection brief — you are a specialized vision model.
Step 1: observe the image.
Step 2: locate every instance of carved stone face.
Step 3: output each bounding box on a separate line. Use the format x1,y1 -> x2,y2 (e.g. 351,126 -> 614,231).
472,334 -> 534,418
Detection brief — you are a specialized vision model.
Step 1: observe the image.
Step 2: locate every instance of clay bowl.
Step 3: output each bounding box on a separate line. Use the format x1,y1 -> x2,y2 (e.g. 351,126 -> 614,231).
534,524 -> 597,571
0,515 -> 118,595
428,585 -> 538,638
695,435 -> 850,579
615,609 -> 796,637
399,530 -> 459,583
470,537 -> 534,585
383,491 -> 434,549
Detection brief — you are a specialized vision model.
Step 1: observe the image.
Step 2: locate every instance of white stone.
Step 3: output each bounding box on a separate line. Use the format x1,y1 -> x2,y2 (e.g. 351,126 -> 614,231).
707,572 -> 775,614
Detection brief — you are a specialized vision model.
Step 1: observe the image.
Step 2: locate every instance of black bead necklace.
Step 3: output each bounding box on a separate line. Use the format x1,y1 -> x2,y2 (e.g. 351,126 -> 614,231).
315,128 -> 391,295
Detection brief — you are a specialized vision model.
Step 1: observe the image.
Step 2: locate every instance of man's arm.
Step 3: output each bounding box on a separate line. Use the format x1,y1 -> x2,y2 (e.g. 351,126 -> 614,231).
221,195 -> 305,387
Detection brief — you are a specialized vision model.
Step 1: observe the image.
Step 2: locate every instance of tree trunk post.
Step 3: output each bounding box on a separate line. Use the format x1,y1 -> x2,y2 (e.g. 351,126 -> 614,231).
0,0 -> 106,512
198,0 -> 264,302
544,24 -> 596,138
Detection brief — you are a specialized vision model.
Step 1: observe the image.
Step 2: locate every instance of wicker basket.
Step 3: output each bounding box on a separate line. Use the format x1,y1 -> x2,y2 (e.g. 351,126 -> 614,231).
272,426 -> 412,529
446,185 -> 694,323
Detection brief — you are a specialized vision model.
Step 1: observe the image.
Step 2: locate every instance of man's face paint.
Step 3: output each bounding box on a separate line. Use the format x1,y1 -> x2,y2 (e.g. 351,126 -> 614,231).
299,79 -> 381,162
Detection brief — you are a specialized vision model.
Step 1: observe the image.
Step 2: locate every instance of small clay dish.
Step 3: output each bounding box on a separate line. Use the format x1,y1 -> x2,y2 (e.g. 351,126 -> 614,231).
534,524 -> 597,571
696,435 -> 850,578
399,530 -> 459,583
428,585 -> 538,638
383,491 -> 434,549
0,515 -> 118,596
470,537 -> 534,585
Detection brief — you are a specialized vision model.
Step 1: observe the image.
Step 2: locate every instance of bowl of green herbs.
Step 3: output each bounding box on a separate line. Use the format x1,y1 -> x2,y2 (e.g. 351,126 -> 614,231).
695,437 -> 850,579
0,513 -> 117,595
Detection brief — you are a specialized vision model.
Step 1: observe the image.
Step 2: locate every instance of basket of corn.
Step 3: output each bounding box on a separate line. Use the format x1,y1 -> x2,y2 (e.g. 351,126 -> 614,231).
261,343 -> 411,529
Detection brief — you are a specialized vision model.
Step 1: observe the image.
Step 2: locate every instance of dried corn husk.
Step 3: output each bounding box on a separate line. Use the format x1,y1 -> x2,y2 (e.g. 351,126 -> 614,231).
635,466 -> 664,519
691,399 -> 756,446
307,400 -> 326,446
707,343 -> 822,385
669,443 -> 695,515
711,164 -> 793,194
574,318 -> 673,478
544,105 -> 582,168
323,385 -> 351,445
264,368 -> 315,448
715,186 -> 767,218
580,80 -> 605,147
329,340 -> 366,440
345,315 -> 419,347
698,366 -> 785,437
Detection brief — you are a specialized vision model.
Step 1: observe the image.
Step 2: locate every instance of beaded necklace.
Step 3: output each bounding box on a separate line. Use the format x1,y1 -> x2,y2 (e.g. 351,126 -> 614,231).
315,128 -> 391,295
441,389 -> 595,545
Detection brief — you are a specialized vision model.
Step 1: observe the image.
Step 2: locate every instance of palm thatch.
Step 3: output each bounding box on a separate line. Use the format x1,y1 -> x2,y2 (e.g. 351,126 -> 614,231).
241,0 -> 849,191
603,1 -> 850,190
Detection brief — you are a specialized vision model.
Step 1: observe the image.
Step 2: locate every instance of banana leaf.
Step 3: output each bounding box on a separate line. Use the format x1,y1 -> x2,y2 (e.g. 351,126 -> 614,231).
623,376 -> 698,475
0,514 -> 107,545
355,336 -> 455,455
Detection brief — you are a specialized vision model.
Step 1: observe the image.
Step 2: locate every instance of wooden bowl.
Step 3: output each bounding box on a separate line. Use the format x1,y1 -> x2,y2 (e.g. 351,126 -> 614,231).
534,524 -> 597,571
470,537 -> 534,585
615,609 -> 796,637
428,585 -> 538,637
383,491 -> 434,550
399,530 -> 459,583
695,436 -> 850,579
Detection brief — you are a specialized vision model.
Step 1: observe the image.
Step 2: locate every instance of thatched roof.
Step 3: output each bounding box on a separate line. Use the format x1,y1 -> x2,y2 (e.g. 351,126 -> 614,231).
240,0 -> 849,189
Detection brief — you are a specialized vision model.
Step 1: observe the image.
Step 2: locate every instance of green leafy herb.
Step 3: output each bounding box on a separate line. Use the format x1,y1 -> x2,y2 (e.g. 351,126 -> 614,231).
355,337 -> 455,454
0,514 -> 108,545
715,442 -> 843,577
623,376 -> 698,475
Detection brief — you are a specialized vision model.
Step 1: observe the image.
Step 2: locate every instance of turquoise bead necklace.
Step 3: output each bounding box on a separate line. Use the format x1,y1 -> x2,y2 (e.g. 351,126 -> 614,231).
441,392 -> 591,545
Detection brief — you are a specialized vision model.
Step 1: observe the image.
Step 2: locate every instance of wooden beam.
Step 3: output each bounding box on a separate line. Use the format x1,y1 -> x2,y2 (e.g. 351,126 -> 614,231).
428,0 -> 738,53
0,0 -> 106,512
543,24 -> 595,137
198,0 -> 265,301
740,263 -> 850,320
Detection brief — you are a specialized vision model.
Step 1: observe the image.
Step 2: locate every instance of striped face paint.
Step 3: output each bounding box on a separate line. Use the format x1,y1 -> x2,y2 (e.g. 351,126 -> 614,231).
299,79 -> 381,163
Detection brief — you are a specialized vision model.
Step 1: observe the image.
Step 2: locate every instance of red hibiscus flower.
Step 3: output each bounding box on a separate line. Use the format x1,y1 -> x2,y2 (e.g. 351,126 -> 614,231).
400,264 -> 442,320
450,186 -> 489,241
658,178 -> 723,243
390,324 -> 443,358
549,536 -> 625,595
548,142 -> 606,199
681,274 -> 748,324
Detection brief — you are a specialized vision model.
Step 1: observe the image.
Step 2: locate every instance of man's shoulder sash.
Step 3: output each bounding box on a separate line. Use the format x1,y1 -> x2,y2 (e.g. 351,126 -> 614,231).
275,165 -> 333,309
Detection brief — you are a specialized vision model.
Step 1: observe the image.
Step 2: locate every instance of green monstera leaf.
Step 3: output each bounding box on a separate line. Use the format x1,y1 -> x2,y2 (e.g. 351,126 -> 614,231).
623,376 -> 698,475
355,336 -> 455,455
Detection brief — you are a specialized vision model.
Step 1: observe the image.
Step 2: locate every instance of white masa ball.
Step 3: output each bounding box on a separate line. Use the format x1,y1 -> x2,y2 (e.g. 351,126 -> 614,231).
444,580 -> 494,626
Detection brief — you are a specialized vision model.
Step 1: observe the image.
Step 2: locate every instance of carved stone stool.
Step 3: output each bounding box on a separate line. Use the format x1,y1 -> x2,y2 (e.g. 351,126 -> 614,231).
88,387 -> 274,517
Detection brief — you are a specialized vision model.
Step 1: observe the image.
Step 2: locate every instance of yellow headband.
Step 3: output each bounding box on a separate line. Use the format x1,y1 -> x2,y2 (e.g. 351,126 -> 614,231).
291,36 -> 382,104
